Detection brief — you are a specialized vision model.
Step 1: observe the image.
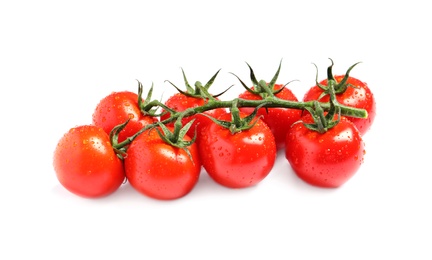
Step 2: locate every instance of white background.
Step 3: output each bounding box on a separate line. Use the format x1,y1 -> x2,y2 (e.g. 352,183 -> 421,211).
1,1 -> 431,259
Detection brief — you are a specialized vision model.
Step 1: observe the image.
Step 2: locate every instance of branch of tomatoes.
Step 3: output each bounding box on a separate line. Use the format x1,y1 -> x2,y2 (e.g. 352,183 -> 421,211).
53,58 -> 376,199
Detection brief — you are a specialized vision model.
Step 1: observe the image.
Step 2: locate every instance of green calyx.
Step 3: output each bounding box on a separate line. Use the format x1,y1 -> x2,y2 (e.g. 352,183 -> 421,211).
165,68 -> 232,100
303,101 -> 341,134
154,116 -> 197,163
110,118 -> 131,160
137,80 -> 165,117
203,99 -> 266,134
315,58 -> 361,99
302,83 -> 342,134
231,59 -> 291,99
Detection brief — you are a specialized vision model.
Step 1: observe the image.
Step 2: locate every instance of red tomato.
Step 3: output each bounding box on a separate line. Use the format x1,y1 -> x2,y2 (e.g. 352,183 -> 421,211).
53,125 -> 125,198
124,126 -> 201,200
92,91 -> 157,143
239,84 -> 302,149
198,111 -> 276,188
160,94 -> 226,141
303,75 -> 376,135
285,114 -> 365,188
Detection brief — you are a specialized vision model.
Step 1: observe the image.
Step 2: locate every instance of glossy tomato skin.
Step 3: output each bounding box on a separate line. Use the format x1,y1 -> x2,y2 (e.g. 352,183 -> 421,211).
53,125 -> 125,198
239,84 -> 302,149
92,91 -> 157,143
303,75 -> 376,136
124,127 -> 201,200
160,93 -> 226,141
198,112 -> 276,188
285,114 -> 365,188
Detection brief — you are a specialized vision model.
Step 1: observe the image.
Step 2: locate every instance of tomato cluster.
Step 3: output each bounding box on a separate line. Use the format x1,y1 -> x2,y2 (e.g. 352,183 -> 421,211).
53,60 -> 376,200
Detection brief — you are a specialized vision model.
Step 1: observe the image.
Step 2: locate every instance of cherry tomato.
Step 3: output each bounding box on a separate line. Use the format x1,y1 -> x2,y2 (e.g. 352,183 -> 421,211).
198,111 -> 276,188
92,91 -> 157,143
239,84 -> 302,149
53,125 -> 125,198
160,94 -> 226,142
124,126 -> 201,200
285,114 -> 365,188
303,75 -> 376,135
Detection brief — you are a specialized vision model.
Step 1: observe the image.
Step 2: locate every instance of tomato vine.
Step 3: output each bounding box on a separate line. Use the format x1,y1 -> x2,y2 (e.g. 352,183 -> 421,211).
54,59 -> 375,199
113,60 -> 368,151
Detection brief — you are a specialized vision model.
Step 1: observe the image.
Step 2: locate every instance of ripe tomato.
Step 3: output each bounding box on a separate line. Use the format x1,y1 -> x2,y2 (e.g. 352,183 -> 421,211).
303,75 -> 376,135
124,126 -> 201,200
53,125 -> 125,198
92,91 -> 157,143
239,84 -> 302,149
198,111 -> 276,188
285,114 -> 365,188
160,94 -> 226,141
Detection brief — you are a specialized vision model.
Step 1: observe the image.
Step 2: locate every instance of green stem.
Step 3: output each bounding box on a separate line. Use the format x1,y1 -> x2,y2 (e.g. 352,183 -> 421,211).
114,95 -> 367,150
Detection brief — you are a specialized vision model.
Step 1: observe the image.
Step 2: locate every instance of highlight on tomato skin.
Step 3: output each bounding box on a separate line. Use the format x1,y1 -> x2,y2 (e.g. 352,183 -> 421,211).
53,125 -> 126,198
285,114 -> 365,188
